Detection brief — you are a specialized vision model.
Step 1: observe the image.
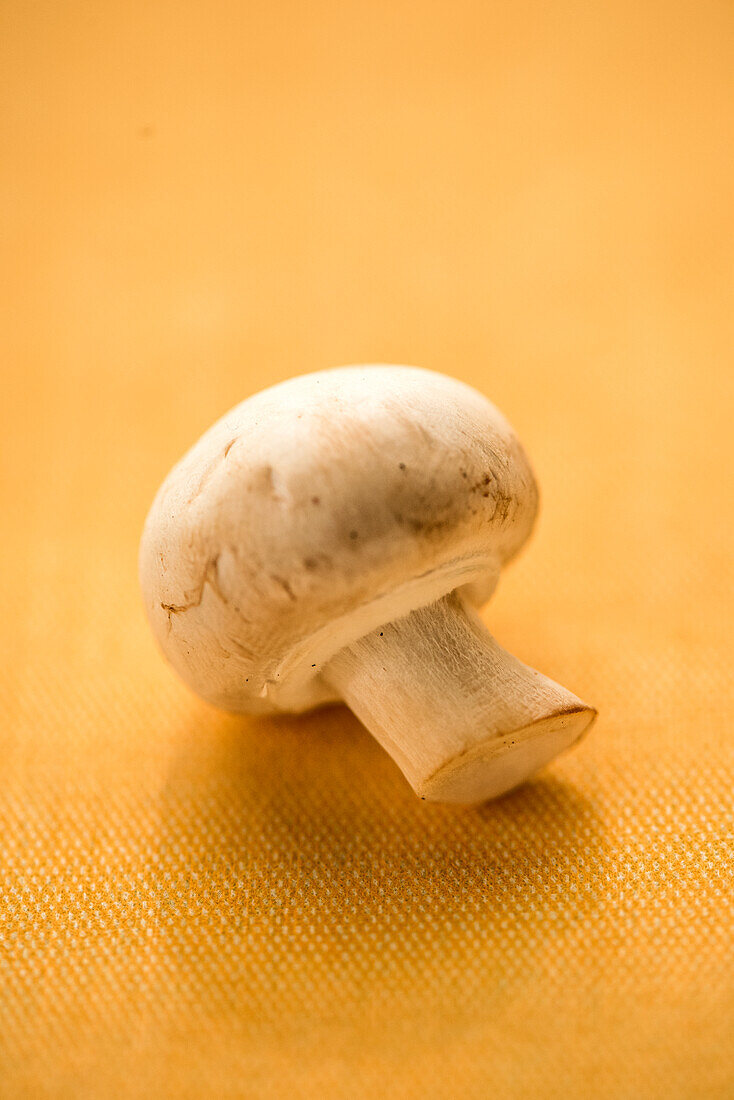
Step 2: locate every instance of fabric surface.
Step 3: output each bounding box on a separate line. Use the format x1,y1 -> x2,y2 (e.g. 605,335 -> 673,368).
1,1 -> 733,1097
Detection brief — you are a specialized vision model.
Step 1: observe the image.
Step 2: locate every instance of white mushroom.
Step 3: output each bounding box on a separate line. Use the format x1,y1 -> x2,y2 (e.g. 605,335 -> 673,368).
139,365 -> 596,804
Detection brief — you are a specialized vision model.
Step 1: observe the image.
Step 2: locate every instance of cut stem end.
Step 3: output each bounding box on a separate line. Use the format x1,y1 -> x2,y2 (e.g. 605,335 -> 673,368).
323,593 -> 596,805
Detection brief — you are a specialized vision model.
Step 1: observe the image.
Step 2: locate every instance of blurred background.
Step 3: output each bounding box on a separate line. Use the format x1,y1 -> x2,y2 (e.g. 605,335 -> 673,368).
1,2 -> 732,1097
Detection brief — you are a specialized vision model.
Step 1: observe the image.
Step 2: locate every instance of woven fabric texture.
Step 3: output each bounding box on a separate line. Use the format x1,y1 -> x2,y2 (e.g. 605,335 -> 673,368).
1,1 -> 733,1097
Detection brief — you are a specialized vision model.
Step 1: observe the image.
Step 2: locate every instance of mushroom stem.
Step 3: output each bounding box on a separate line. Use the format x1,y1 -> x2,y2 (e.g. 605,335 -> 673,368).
322,592 -> 596,804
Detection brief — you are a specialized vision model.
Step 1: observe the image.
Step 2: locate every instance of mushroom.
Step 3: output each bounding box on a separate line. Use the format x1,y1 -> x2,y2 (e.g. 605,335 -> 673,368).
139,365 -> 596,804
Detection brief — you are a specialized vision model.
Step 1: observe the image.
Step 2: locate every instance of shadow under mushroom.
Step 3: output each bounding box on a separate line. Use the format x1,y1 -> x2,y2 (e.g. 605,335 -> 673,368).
152,705 -> 606,1026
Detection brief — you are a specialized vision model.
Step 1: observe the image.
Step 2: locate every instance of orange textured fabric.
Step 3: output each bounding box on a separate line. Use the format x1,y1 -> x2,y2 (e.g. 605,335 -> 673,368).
1,1 -> 733,1097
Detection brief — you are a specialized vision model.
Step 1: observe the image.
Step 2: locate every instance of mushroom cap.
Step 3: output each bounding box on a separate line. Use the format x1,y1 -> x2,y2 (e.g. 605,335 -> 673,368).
139,365 -> 539,714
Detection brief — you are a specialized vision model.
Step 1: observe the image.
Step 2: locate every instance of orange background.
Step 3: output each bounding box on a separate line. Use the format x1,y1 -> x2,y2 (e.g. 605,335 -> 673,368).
1,1 -> 733,1097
